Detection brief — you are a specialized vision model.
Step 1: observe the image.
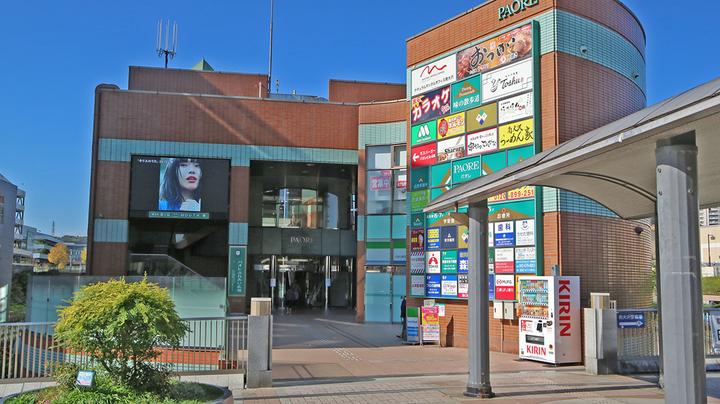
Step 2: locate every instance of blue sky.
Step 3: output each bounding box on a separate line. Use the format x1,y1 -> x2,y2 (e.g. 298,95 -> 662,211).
0,0 -> 717,237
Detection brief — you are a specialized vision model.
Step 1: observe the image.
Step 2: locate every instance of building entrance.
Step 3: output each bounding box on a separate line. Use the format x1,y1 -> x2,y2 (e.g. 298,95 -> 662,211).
246,255 -> 354,311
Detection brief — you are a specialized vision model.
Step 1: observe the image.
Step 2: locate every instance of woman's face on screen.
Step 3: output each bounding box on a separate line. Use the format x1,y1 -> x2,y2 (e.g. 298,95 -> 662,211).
178,161 -> 202,191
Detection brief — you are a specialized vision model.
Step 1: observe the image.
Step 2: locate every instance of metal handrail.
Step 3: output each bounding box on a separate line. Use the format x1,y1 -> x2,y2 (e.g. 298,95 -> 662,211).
0,316 -> 248,381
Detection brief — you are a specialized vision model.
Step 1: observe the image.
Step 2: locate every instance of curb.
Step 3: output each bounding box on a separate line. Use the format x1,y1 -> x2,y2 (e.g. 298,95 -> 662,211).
0,383 -> 233,403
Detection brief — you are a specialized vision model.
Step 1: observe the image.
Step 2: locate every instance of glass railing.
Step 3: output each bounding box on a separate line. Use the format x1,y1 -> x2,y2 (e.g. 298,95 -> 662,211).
26,272 -> 227,324
128,253 -> 204,278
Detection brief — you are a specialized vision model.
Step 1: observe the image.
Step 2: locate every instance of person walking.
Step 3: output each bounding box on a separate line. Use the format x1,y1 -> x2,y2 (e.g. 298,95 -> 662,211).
397,296 -> 407,339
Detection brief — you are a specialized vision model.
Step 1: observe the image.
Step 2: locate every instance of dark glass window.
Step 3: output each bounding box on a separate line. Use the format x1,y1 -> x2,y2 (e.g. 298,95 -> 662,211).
249,162 -> 355,230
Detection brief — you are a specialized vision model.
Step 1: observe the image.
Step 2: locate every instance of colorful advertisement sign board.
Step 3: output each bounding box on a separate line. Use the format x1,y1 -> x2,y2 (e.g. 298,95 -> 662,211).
495,275 -> 516,300
499,92 -> 533,124
426,251 -> 441,273
412,121 -> 437,146
441,226 -> 458,249
515,247 -> 536,273
411,214 -> 425,229
411,229 -> 425,251
411,86 -> 452,124
421,306 -> 441,341
410,190 -> 430,213
407,307 -> 420,342
426,227 -> 441,250
437,135 -> 466,163
442,275 -> 458,297
466,104 -> 498,132
437,112 -> 466,139
411,143 -> 438,168
411,251 -> 425,274
451,76 -> 482,112
458,225 -> 469,249
452,156 -> 481,183
411,276 -> 425,296
467,128 -> 498,156
456,23 -> 533,79
426,275 -> 442,297
458,274 -> 469,298
482,58 -> 533,103
412,54 -> 457,97
494,221 -> 515,247
458,249 -> 469,273
495,247 -> 515,273
516,219 -> 535,245
499,118 -> 534,149
411,166 -> 430,190
441,250 -> 458,272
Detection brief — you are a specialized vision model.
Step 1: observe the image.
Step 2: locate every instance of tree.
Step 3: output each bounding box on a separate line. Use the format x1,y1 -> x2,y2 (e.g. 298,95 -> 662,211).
80,247 -> 87,264
54,277 -> 190,391
47,243 -> 69,269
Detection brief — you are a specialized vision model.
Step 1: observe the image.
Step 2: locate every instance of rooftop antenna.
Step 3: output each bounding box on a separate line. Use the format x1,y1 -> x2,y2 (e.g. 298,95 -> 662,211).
157,20 -> 178,68
52,221 -> 56,237
268,0 -> 274,94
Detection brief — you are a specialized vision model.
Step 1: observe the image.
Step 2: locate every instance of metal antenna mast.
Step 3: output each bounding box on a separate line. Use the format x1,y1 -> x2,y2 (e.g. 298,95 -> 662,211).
268,0 -> 274,95
157,20 -> 178,68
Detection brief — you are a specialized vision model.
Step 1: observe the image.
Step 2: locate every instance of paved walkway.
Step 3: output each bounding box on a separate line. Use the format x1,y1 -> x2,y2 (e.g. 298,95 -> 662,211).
234,308 -> 720,403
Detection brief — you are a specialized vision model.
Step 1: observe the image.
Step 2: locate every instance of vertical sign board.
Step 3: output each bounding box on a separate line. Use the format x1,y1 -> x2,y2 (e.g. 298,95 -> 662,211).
407,307 -> 420,342
408,21 -> 540,303
228,246 -> 247,296
421,306 -> 441,342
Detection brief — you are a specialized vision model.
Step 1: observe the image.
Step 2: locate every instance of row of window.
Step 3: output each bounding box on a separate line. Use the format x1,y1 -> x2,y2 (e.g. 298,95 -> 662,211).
366,145 -> 407,216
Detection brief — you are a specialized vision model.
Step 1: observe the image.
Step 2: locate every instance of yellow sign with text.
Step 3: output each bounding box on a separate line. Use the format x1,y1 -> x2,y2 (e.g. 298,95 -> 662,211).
499,118 -> 533,149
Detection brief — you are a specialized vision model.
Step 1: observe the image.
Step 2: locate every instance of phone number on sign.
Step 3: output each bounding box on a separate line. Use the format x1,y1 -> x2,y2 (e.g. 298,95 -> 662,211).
508,186 -> 534,200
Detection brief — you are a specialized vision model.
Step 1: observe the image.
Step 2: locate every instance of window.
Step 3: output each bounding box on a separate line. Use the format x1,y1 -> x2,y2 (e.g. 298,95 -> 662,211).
367,146 -> 392,170
366,170 -> 392,214
250,161 -> 355,230
393,169 -> 407,214
393,145 -> 407,168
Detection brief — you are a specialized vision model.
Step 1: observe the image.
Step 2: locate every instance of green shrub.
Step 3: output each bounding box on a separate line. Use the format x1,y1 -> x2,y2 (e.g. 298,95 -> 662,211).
6,376 -> 224,404
53,277 -> 190,392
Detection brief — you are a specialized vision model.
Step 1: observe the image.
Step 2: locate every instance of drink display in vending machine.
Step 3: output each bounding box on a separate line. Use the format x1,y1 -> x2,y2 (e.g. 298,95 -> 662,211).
518,276 -> 581,364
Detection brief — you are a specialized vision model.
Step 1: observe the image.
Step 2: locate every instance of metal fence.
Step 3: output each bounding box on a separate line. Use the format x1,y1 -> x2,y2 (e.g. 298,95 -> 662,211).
0,316 -> 248,381
617,309 -> 720,358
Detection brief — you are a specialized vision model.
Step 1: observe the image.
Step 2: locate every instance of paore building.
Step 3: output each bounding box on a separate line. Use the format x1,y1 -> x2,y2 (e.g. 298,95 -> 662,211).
87,61 -> 405,313
87,0 -> 653,351
396,0 -> 653,351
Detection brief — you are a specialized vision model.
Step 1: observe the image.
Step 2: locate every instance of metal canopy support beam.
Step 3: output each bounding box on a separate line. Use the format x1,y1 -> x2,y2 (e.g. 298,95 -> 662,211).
655,134 -> 706,403
465,201 -> 494,398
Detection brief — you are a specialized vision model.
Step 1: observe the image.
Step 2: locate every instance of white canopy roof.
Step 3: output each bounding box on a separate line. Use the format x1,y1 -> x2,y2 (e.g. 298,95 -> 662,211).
425,77 -> 720,219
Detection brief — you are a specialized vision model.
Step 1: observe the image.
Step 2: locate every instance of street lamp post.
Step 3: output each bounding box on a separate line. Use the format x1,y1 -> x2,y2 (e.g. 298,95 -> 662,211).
708,234 -> 716,266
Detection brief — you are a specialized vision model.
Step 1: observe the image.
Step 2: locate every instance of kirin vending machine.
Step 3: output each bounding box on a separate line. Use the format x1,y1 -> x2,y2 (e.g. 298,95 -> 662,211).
518,276 -> 581,364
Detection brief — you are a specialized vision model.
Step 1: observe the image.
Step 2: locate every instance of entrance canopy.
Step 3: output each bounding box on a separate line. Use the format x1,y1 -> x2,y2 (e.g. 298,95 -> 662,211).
425,77 -> 720,219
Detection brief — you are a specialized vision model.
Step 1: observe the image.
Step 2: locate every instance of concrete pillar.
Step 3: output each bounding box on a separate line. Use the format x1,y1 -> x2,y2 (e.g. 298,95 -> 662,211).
655,135 -> 706,403
247,298 -> 273,388
584,308 -> 617,375
465,201 -> 494,398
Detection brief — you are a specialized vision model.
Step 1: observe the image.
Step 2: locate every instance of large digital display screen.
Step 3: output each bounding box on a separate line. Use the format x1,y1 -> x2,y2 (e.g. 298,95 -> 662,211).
130,156 -> 230,219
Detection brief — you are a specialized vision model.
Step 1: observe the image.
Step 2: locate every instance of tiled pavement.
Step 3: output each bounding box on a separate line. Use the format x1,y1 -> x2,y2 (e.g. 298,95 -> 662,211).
234,309 -> 720,403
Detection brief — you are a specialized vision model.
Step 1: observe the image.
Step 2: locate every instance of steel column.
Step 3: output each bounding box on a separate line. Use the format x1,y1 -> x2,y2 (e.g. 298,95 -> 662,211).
465,201 -> 494,398
655,137 -> 706,403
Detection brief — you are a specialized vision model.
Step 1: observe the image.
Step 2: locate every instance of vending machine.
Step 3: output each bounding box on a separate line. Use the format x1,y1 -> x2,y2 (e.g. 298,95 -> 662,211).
518,276 -> 581,364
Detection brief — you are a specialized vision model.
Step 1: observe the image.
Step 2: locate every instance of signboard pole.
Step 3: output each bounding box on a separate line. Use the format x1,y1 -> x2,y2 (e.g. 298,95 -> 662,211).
465,200 -> 494,398
656,140 -> 706,402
